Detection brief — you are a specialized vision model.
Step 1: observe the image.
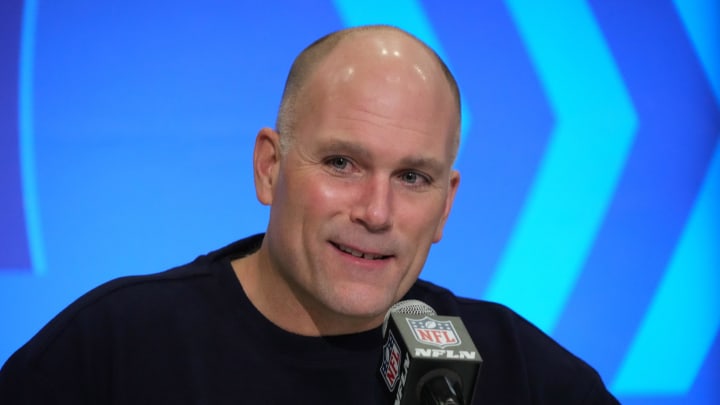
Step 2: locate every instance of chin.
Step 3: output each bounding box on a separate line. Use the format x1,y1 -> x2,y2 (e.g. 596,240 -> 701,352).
327,285 -> 396,320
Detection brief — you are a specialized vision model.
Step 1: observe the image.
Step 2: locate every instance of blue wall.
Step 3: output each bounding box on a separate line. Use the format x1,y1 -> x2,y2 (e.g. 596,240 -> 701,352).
1,1 -> 718,403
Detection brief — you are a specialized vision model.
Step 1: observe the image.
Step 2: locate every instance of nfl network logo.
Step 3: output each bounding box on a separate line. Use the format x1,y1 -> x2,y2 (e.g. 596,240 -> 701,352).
408,317 -> 461,348
380,331 -> 403,390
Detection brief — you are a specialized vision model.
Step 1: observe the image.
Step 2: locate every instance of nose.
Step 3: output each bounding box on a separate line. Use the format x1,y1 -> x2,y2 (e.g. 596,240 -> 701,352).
350,175 -> 393,233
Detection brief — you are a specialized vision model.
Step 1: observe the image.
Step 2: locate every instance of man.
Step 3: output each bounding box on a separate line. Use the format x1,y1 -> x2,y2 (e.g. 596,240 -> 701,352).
0,25 -> 619,404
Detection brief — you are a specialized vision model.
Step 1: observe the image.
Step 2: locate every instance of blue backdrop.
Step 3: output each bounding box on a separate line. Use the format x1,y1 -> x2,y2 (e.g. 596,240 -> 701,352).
1,1 -> 718,403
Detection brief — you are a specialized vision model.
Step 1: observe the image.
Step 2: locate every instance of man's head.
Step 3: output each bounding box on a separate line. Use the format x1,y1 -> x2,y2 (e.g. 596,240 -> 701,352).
248,25 -> 461,335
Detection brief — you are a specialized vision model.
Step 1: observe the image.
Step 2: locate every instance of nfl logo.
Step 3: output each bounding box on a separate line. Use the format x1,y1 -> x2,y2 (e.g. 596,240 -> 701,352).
380,331 -> 403,390
407,316 -> 462,348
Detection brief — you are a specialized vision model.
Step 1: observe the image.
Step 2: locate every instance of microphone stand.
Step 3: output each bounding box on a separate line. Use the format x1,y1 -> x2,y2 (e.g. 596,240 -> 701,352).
419,369 -> 465,405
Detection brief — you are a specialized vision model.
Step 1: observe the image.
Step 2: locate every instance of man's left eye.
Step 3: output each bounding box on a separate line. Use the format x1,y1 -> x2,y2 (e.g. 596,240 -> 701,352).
402,172 -> 418,183
401,172 -> 429,185
326,156 -> 351,171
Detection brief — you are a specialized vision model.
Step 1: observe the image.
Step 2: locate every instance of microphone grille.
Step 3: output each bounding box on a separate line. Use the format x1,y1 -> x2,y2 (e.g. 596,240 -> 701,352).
382,299 -> 436,335
389,299 -> 437,316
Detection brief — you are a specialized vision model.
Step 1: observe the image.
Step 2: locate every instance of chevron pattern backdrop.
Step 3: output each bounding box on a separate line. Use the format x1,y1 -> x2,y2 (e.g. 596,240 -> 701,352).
1,1 -> 718,403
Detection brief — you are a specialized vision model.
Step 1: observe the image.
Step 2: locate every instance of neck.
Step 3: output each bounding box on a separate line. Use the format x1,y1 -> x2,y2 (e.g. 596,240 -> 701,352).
231,246 -> 383,336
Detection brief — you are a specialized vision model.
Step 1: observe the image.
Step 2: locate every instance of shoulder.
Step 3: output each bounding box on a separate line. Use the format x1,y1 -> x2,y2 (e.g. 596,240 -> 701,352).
22,234 -> 263,348
0,256 -> 215,402
15,257 -> 210,359
5,234 -> 264,368
0,233 -> 265,403
35,233 -> 262,340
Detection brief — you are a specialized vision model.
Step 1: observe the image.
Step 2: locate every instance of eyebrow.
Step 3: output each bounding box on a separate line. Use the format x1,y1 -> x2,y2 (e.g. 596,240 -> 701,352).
317,139 -> 446,175
318,139 -> 372,160
398,155 -> 445,176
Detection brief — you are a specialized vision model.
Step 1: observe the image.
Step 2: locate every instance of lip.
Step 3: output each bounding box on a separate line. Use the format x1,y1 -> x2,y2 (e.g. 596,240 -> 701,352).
330,241 -> 393,261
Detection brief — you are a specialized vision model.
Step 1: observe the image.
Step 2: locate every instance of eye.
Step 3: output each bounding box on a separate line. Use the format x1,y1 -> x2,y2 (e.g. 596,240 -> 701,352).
402,172 -> 419,183
399,171 -> 431,187
324,156 -> 353,172
330,157 -> 348,169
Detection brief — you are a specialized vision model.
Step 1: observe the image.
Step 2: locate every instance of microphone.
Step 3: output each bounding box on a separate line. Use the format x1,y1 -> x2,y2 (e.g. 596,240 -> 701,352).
379,300 -> 482,405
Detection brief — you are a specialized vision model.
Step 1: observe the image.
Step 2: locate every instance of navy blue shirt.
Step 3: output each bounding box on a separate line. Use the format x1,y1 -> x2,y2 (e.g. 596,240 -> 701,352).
0,234 -> 618,404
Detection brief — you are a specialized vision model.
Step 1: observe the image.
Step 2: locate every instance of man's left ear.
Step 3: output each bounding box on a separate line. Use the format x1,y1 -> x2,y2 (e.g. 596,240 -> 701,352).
433,170 -> 460,243
253,127 -> 282,206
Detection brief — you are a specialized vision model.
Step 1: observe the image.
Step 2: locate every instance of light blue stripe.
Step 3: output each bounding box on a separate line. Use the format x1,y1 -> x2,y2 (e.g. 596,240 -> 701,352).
331,0 -> 471,158
484,0 -> 637,332
673,0 -> 719,99
613,0 -> 720,394
613,142 -> 720,395
19,0 -> 46,275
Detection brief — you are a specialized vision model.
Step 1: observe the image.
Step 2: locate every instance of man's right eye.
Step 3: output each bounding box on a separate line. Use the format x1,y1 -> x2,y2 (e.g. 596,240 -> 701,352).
326,156 -> 350,171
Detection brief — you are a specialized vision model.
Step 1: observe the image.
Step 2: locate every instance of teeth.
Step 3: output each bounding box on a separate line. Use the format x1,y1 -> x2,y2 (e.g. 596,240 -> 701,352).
337,244 -> 386,260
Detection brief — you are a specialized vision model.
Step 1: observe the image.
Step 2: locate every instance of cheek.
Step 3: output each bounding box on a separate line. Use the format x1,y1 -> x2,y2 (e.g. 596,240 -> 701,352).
313,180 -> 346,204
310,173 -> 359,205
286,172 -> 353,221
396,195 -> 448,235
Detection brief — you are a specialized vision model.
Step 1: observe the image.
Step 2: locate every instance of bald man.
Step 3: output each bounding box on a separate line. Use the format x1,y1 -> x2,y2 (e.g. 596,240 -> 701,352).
0,26 -> 618,404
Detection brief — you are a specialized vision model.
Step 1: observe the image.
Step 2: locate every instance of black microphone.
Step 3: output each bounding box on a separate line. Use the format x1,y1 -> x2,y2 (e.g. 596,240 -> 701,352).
379,300 -> 482,405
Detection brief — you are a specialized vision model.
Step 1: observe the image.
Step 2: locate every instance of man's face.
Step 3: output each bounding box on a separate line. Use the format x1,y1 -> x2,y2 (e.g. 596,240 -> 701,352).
259,35 -> 460,327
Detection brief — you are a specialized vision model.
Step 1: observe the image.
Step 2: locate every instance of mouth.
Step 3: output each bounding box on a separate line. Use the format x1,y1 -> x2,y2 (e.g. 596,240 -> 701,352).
331,242 -> 392,261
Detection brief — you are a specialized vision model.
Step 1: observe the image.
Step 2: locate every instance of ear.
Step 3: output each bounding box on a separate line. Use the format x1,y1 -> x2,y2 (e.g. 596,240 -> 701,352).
432,169 -> 460,243
253,127 -> 282,205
